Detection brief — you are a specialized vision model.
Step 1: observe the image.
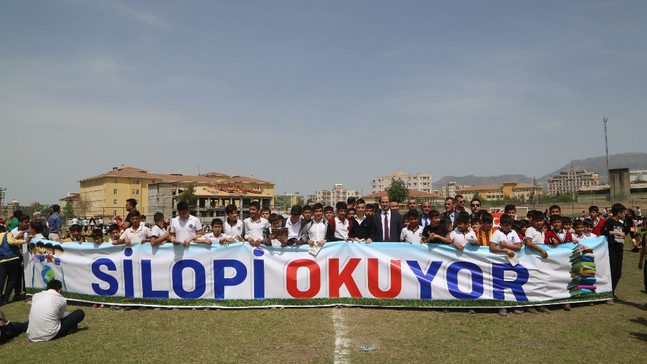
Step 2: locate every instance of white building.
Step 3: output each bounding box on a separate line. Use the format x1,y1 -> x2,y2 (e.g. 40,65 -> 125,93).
440,182 -> 472,198
547,169 -> 599,195
370,171 -> 432,194
630,169 -> 647,183
313,184 -> 363,207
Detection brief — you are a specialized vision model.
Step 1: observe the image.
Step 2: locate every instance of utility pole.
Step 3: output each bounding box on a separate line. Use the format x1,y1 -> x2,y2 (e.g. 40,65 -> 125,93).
603,117 -> 611,201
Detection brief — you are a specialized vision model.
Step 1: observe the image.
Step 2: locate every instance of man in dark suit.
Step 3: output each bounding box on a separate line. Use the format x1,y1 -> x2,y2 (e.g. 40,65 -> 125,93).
373,195 -> 403,242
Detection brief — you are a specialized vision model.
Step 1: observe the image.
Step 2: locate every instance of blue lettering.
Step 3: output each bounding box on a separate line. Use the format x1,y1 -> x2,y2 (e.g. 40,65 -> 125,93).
172,260 -> 206,299
446,262 -> 483,299
142,260 -> 169,299
253,259 -> 265,299
492,263 -> 529,301
406,260 -> 442,300
91,258 -> 118,296
213,260 -> 247,299
124,257 -> 134,298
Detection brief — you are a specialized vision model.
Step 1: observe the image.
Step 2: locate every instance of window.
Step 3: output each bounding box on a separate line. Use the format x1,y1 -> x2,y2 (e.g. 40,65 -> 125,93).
133,179 -> 140,185
113,199 -> 117,205
113,189 -> 118,195
114,178 -> 118,184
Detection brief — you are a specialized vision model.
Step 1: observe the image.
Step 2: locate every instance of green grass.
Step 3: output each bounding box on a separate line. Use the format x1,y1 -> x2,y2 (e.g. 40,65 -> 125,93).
2,249 -> 645,363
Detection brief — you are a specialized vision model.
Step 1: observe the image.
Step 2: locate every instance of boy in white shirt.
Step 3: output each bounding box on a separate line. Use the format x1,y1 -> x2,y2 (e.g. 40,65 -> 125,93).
450,214 -> 478,251
572,220 -> 586,242
150,212 -> 170,246
243,201 -> 269,247
400,210 -> 424,244
196,219 -> 227,245
326,202 -> 352,242
582,219 -> 597,238
523,210 -> 549,259
305,203 -> 327,248
169,201 -> 203,247
117,211 -> 151,245
489,215 -> 522,257
223,204 -> 244,241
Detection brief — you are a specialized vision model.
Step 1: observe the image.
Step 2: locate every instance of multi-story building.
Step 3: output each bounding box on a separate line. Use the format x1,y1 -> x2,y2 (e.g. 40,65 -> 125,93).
79,165 -> 274,221
313,184 -> 363,206
547,169 -> 599,196
440,182 -> 472,198
630,169 -> 647,183
457,182 -> 542,202
361,189 -> 443,205
370,171 -> 432,194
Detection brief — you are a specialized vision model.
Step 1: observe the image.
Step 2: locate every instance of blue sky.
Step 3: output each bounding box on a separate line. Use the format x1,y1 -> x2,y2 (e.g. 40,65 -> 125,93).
1,0 -> 646,205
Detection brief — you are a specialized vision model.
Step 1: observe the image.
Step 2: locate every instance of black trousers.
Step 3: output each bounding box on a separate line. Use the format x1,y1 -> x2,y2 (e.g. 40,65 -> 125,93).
0,259 -> 20,304
608,246 -> 623,294
54,309 -> 85,339
0,321 -> 28,343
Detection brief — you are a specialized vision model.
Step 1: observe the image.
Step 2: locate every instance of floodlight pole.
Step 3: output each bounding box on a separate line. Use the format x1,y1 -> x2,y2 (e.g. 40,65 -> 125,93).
603,117 -> 611,201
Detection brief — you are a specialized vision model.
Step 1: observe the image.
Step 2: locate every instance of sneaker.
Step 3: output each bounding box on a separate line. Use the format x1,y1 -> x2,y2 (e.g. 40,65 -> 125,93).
513,309 -> 523,315
538,306 -> 551,314
526,307 -> 538,313
499,308 -> 507,316
468,309 -> 475,314
563,303 -> 571,311
606,299 -> 614,305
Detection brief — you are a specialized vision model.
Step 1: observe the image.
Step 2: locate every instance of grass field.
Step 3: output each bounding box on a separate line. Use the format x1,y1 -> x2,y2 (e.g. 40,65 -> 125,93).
2,248 -> 646,363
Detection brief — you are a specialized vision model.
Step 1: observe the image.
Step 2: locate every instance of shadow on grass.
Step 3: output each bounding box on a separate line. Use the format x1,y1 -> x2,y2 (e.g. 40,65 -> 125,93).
629,317 -> 647,326
629,332 -> 647,342
615,297 -> 647,310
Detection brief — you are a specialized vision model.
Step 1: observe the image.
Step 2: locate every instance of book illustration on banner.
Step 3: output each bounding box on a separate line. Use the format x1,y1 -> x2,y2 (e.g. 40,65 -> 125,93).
28,240 -> 68,291
568,244 -> 597,296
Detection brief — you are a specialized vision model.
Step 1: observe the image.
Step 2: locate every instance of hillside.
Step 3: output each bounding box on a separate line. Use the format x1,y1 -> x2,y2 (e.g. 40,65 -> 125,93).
433,174 -> 534,188
433,152 -> 647,188
538,152 -> 647,182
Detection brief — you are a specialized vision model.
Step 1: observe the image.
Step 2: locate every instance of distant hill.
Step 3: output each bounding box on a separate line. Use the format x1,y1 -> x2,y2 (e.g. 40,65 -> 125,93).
434,174 -> 534,188
432,152 -> 647,188
538,152 -> 647,182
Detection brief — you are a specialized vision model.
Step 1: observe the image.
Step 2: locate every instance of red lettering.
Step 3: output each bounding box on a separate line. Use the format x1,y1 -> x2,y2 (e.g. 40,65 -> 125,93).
286,259 -> 321,298
367,259 -> 402,298
329,258 -> 362,298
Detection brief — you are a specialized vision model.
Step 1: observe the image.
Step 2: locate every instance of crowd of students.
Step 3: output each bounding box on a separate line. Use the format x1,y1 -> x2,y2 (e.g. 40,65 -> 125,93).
2,195 -> 646,325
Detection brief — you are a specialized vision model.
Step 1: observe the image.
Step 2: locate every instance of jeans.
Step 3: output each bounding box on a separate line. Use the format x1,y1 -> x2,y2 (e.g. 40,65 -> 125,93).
0,259 -> 20,304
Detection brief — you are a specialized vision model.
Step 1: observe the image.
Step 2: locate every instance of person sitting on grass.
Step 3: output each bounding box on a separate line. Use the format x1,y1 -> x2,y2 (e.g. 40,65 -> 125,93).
0,309 -> 28,343
26,279 -> 85,342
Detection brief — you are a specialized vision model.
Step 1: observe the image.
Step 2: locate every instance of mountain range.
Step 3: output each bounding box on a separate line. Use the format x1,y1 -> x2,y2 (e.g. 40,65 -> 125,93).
433,152 -> 647,188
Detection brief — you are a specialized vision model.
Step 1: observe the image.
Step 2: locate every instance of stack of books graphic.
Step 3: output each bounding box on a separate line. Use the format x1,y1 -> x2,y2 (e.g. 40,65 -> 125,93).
569,245 -> 597,296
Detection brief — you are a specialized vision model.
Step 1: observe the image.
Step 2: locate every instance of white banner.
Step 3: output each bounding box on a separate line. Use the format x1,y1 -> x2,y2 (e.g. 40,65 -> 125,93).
25,237 -> 611,302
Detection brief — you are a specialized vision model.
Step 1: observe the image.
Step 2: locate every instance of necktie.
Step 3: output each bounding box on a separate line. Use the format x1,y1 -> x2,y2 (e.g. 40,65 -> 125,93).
384,211 -> 389,242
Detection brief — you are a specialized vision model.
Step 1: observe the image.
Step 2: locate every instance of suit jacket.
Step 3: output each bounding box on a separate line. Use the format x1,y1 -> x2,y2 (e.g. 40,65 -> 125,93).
373,210 -> 403,242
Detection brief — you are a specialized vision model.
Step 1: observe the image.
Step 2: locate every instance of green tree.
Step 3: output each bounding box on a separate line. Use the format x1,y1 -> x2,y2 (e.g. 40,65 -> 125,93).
386,178 -> 408,203
177,184 -> 198,206
62,200 -> 75,219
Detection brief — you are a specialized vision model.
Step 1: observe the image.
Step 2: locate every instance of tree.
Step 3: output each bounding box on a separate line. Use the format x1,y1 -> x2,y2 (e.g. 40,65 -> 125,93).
386,178 -> 408,203
77,196 -> 91,218
62,201 -> 75,219
177,184 -> 198,206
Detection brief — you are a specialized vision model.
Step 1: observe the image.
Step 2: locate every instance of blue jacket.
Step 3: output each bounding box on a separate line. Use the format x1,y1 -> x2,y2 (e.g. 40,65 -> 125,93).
0,233 -> 22,261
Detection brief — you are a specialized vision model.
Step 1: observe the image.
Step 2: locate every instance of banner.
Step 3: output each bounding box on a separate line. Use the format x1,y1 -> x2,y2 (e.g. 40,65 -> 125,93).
24,237 -> 611,302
